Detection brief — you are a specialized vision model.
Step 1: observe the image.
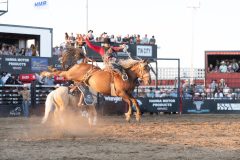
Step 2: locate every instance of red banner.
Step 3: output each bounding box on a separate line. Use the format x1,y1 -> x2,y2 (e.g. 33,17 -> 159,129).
19,74 -> 36,82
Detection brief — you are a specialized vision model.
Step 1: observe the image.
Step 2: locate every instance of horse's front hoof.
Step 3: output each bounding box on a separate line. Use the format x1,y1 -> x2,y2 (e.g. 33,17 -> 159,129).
125,113 -> 131,123
136,114 -> 141,122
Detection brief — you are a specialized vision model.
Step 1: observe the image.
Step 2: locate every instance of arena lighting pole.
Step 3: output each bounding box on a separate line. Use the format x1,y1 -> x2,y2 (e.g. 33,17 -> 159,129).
86,0 -> 88,33
187,1 -> 200,82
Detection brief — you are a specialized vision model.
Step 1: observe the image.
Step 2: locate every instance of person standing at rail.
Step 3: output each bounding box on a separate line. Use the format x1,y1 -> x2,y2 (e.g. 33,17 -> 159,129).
18,84 -> 31,117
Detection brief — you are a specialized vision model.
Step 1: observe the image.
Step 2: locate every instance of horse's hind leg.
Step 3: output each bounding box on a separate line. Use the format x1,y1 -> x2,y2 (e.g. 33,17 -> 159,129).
131,98 -> 141,122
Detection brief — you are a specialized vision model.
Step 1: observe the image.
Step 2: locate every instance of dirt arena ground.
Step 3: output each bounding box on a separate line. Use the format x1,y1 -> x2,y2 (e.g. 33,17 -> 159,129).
0,114 -> 240,160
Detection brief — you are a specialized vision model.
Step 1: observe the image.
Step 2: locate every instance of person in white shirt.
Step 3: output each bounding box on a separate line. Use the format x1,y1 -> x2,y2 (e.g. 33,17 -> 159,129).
219,61 -> 227,73
141,34 -> 149,44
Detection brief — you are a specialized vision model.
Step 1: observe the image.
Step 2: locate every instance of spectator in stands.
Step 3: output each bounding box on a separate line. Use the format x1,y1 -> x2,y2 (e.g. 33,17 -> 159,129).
133,34 -> 137,44
219,61 -> 227,73
141,34 -> 149,44
18,84 -> 31,118
182,79 -> 190,92
99,32 -> 107,42
65,32 -> 70,46
88,30 -> 95,42
69,33 -> 76,47
218,79 -> 226,91
1,45 -> 8,55
232,59 -> 239,72
30,44 -> 39,56
18,48 -> 26,56
122,34 -> 130,43
147,87 -> 155,98
216,60 -> 220,67
159,89 -> 169,98
25,48 -> 32,56
138,88 -> 147,98
208,64 -> 214,72
110,35 -> 115,43
214,89 -> 224,99
5,74 -> 22,85
149,35 -> 156,45
75,34 -> 85,48
182,79 -> 192,98
129,35 -> 134,44
1,72 -> 11,85
116,35 -> 122,43
209,80 -> 218,98
136,35 -> 141,44
213,65 -> 219,72
8,46 -> 14,55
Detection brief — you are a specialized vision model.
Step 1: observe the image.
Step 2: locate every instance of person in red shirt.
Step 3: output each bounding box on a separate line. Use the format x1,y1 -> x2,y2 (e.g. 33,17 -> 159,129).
85,36 -> 128,81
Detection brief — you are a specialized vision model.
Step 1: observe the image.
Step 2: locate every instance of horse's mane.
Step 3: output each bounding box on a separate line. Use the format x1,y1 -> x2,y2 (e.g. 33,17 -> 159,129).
62,47 -> 85,69
119,58 -> 140,69
64,47 -> 84,58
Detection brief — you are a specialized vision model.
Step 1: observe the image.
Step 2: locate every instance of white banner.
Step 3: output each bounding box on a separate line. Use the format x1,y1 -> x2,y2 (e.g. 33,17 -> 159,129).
217,103 -> 240,110
136,45 -> 152,57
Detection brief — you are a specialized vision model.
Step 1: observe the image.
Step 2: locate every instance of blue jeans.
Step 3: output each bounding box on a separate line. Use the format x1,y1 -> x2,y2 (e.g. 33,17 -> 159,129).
22,100 -> 30,117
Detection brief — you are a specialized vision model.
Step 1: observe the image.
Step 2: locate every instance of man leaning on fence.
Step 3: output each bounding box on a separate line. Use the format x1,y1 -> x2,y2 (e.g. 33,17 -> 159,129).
18,84 -> 31,117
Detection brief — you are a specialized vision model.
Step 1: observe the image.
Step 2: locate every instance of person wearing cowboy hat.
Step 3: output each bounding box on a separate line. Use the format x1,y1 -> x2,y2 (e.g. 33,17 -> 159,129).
85,35 -> 128,81
219,61 -> 227,73
87,30 -> 94,41
18,84 -> 31,117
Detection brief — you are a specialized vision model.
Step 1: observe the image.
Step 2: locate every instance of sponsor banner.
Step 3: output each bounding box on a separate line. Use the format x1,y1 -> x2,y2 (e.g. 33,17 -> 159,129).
1,56 -> 31,73
31,57 -> 48,72
101,96 -> 179,113
183,100 -> 210,113
104,96 -> 123,103
183,99 -> 240,114
217,103 -> 240,111
144,98 -> 179,112
0,55 -> 51,74
136,45 -> 152,57
19,74 -> 36,82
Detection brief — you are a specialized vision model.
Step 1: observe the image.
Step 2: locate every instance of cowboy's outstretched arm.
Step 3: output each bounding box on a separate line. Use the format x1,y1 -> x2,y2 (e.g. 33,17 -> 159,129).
85,38 -> 104,56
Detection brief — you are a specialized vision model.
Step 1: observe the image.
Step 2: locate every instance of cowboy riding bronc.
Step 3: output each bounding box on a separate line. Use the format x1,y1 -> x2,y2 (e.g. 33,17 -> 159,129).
85,36 -> 128,81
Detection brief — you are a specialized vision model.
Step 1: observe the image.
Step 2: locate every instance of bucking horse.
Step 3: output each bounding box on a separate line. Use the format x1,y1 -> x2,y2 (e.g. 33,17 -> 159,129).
41,50 -> 151,122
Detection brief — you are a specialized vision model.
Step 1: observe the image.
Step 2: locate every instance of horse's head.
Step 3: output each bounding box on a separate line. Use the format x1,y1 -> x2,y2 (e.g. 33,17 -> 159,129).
132,59 -> 151,85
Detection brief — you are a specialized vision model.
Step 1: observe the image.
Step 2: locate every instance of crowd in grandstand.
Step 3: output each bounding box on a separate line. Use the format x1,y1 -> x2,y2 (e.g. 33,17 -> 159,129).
63,31 -> 156,47
208,59 -> 240,73
0,43 -> 39,56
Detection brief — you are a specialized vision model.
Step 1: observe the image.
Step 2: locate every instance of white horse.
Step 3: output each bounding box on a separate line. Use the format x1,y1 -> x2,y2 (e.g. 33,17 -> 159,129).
41,86 -> 97,126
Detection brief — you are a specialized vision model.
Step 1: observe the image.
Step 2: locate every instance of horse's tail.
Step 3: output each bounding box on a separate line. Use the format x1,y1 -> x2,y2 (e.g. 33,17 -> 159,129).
41,91 -> 56,124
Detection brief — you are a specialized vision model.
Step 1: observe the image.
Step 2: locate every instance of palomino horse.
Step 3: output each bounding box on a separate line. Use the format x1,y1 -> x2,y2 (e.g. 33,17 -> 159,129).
41,86 -> 97,126
41,59 -> 151,121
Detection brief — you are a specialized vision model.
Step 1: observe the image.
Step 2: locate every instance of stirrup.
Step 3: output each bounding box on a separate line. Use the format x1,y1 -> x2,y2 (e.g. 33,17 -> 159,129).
122,74 -> 128,81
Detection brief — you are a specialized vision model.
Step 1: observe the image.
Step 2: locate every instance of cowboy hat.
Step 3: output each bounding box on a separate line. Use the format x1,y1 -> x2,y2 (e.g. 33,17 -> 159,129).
88,30 -> 93,33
